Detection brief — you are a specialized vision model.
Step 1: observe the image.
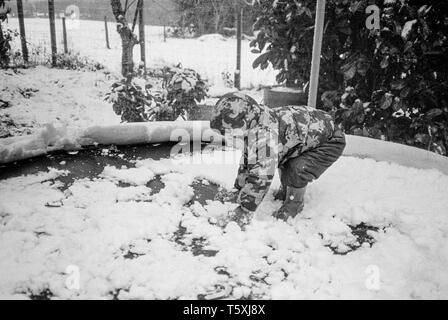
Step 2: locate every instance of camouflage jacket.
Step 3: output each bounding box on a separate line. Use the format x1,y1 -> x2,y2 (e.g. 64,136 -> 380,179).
210,93 -> 336,213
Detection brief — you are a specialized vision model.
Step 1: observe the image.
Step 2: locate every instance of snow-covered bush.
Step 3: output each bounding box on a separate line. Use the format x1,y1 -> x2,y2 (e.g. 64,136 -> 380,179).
162,65 -> 209,118
221,71 -> 234,88
107,65 -> 209,122
106,76 -> 157,122
51,52 -> 105,72
0,0 -> 13,68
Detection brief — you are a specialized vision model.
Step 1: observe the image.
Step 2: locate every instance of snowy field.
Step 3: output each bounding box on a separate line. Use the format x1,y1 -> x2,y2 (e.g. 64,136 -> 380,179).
7,18 -> 277,92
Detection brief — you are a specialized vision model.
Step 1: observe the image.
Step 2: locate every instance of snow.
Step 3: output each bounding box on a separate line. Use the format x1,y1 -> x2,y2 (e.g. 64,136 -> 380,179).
136,148 -> 242,189
1,148 -> 448,299
0,124 -> 80,164
101,165 -> 155,186
7,18 -> 277,91
1,15 -> 448,301
0,66 -> 120,136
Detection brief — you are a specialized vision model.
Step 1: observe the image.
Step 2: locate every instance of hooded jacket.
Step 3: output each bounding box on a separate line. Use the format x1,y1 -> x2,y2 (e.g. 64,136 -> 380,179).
210,92 -> 338,213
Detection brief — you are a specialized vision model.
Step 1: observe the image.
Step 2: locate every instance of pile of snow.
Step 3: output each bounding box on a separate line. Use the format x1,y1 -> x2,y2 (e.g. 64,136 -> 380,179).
0,124 -> 80,164
197,34 -> 228,42
1,148 -> 448,299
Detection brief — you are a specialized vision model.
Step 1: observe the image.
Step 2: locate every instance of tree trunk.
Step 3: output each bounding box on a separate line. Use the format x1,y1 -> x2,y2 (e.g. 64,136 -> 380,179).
138,0 -> 146,73
0,22 -> 4,46
213,11 -> 220,33
0,22 -> 5,67
121,36 -> 135,76
110,0 -> 139,77
17,0 -> 29,63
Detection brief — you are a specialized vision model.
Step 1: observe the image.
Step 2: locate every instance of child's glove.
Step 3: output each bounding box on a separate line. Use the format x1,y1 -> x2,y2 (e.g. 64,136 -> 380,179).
230,206 -> 254,228
214,188 -> 239,203
214,206 -> 253,229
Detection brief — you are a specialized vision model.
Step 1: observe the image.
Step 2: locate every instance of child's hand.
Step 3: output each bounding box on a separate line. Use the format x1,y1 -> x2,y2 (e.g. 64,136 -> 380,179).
214,189 -> 239,203
213,206 -> 253,230
229,206 -> 254,229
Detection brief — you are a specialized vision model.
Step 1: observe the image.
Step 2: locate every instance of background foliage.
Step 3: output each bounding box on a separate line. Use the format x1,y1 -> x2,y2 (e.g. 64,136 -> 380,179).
172,0 -> 260,36
0,0 -> 12,68
251,0 -> 448,155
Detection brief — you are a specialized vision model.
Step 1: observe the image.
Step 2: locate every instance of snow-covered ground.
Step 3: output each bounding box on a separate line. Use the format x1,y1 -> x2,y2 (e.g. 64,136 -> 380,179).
1,17 -> 448,301
1,146 -> 448,299
7,18 -> 277,92
0,66 -> 120,137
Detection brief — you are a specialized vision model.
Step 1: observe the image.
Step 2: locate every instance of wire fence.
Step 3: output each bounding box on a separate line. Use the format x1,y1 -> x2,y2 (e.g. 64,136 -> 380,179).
6,1 -> 276,91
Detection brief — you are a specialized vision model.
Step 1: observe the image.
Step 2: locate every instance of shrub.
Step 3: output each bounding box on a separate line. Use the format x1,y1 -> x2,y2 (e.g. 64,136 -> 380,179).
51,52 -> 105,71
162,65 -> 209,118
0,0 -> 13,68
0,28 -> 17,68
250,0 -> 345,89
251,0 -> 448,155
221,71 -> 234,88
106,76 -> 157,123
333,1 -> 448,155
107,65 -> 209,122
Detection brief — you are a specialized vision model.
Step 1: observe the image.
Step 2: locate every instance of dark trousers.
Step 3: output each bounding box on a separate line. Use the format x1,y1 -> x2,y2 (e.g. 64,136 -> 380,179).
279,129 -> 346,189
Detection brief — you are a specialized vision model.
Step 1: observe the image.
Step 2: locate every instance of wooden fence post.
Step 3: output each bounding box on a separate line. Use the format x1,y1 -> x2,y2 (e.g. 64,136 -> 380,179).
104,16 -> 110,49
17,0 -> 29,63
234,1 -> 243,90
48,0 -> 57,66
138,0 -> 146,73
62,17 -> 68,54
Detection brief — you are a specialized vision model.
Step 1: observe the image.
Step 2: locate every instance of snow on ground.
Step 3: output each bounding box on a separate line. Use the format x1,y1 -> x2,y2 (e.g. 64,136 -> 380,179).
1,16 -> 448,302
7,18 -> 277,91
1,147 -> 448,300
0,66 -> 120,137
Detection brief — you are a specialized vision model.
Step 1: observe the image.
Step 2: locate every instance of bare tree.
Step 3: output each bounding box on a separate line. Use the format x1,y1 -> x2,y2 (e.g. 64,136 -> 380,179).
110,0 -> 139,77
210,0 -> 227,33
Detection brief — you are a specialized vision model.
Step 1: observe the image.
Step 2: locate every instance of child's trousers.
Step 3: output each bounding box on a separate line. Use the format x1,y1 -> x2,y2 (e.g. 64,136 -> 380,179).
279,128 -> 346,189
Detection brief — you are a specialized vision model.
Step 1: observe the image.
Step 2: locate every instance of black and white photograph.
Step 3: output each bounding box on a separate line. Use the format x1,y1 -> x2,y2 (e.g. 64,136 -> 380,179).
0,0 -> 447,302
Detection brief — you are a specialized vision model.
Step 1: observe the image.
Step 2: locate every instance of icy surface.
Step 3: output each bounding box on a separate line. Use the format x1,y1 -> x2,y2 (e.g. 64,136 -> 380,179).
1,149 -> 448,300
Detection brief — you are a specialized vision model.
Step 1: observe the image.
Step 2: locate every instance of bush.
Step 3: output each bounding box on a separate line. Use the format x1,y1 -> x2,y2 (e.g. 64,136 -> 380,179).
0,0 -> 13,68
334,1 -> 448,155
251,0 -> 448,155
250,0 -> 344,89
51,52 -> 105,71
107,65 -> 209,122
163,65 -> 209,118
0,28 -> 17,68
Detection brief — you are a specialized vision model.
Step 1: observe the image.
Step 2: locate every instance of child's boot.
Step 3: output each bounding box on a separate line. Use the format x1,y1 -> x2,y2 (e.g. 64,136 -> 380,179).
273,185 -> 287,201
273,186 -> 306,221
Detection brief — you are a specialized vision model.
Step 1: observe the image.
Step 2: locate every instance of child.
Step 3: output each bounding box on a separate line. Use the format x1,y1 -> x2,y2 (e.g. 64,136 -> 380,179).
210,92 -> 346,226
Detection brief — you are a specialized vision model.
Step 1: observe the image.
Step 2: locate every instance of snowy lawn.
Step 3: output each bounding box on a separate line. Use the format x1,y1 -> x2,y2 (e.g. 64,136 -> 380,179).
0,66 -> 120,137
0,143 -> 448,299
7,18 -> 277,92
0,66 -> 263,139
